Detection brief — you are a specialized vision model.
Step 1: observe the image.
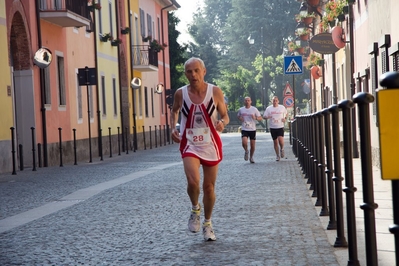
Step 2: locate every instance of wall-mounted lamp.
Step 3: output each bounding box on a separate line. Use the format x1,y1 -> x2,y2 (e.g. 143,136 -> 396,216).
155,83 -> 164,94
131,77 -> 142,89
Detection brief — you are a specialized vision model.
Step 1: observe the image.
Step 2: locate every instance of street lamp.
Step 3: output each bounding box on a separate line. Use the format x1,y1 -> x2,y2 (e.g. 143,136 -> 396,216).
248,27 -> 269,132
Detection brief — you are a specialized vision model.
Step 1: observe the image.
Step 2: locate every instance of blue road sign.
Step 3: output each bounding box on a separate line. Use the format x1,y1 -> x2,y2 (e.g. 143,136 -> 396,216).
284,56 -> 303,75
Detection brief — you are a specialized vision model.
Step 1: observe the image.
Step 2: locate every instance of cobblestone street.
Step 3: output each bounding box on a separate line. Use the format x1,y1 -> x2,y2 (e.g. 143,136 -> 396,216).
0,133 -> 339,265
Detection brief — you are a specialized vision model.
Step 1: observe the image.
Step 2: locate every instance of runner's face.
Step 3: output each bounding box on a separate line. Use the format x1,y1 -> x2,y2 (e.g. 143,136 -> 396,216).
272,98 -> 279,107
244,98 -> 251,107
185,60 -> 206,86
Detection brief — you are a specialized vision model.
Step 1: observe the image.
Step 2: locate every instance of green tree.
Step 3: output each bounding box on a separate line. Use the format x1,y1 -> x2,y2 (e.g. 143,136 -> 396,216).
168,12 -> 188,90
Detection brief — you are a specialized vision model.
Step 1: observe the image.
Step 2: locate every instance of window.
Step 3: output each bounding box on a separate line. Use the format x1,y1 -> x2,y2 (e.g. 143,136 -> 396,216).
112,78 -> 117,116
98,0 -> 103,33
144,86 -> 149,117
140,9 -> 145,39
57,56 -> 66,106
109,0 -> 113,37
147,13 -> 152,37
44,67 -> 51,104
157,17 -> 161,42
101,76 -> 106,115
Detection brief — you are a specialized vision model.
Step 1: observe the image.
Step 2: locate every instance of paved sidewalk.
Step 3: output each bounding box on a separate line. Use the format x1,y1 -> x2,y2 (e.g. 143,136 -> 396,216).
0,133 -> 395,265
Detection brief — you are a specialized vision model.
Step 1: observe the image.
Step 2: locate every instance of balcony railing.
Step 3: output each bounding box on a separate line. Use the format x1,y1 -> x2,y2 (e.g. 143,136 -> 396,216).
132,45 -> 159,72
39,0 -> 91,28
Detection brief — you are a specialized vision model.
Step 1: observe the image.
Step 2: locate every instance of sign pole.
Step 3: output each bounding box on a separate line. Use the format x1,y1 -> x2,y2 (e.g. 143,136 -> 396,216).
293,75 -> 296,118
85,67 -> 92,163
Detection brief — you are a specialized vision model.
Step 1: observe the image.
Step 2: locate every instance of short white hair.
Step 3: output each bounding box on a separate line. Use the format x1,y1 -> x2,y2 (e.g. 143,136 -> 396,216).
184,57 -> 206,70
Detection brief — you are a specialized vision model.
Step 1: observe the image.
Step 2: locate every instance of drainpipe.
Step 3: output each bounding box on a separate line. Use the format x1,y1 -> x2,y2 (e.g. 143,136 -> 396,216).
161,0 -> 177,143
127,0 -> 137,150
349,1 -> 359,158
114,0 -> 125,151
35,0 -> 48,167
92,3 -> 102,157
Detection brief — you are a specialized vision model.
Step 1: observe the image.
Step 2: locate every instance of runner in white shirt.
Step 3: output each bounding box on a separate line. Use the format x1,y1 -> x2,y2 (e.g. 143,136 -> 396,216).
263,96 -> 288,161
237,97 -> 262,163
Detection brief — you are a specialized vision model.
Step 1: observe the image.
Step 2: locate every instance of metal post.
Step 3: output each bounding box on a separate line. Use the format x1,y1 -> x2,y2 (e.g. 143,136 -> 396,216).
321,108 -> 337,230
73,129 -> 77,165
316,112 -> 328,216
108,127 -> 112,158
143,126 -> 146,150
31,127 -> 36,171
329,104 -> 348,247
86,84 -> 92,163
125,127 -> 129,154
58,127 -> 63,167
338,99 -> 359,265
10,127 -> 16,175
117,127 -> 121,155
149,126 -> 152,149
353,92 -> 378,265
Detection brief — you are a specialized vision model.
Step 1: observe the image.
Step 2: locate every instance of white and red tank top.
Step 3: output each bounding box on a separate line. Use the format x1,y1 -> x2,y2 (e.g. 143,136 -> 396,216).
179,83 -> 223,162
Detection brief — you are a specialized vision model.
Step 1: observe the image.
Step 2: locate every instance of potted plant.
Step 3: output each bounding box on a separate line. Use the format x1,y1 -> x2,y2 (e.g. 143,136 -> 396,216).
121,27 -> 130,35
307,53 -> 323,69
111,38 -> 122,46
88,1 -> 101,11
100,33 -> 111,42
288,41 -> 300,52
297,28 -> 311,41
295,13 -> 316,25
149,39 -> 167,52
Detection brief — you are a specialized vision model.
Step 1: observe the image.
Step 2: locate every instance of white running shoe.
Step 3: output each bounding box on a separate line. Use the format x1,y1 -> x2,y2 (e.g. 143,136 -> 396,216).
244,151 -> 249,161
250,157 -> 255,163
202,222 -> 216,241
280,149 -> 285,158
188,206 -> 201,233
276,156 -> 280,161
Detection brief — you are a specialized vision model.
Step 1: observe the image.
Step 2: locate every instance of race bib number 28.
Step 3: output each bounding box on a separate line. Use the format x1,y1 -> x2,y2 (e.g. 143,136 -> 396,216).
186,127 -> 211,146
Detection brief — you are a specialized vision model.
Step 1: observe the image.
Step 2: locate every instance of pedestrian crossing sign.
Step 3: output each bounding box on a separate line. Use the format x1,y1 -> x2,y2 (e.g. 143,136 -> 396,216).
284,55 -> 303,75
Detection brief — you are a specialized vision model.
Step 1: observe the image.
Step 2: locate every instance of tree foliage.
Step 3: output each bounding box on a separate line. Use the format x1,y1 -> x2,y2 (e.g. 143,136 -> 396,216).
170,0 -> 312,111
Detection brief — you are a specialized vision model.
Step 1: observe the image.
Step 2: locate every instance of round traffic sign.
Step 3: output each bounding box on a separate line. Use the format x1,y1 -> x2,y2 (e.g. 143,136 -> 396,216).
283,96 -> 294,107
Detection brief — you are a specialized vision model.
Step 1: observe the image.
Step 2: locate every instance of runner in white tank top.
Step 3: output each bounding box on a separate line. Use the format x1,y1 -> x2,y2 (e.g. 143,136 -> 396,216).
179,83 -> 222,164
170,58 -> 229,241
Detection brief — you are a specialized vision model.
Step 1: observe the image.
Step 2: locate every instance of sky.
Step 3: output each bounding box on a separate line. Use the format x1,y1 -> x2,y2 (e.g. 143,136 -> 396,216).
174,1 -> 204,45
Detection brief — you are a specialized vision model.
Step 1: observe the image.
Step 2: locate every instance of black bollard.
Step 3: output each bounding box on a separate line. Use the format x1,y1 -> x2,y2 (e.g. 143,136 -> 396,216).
133,126 -> 137,152
149,126 -> 152,149
353,92 -> 378,266
321,108 -> 337,230
142,126 -> 146,150
117,127 -> 121,155
338,99 -> 359,265
155,125 -> 157,148
316,112 -> 329,216
109,127 -> 112,158
159,125 -> 162,147
73,129 -> 77,165
329,104 -> 348,247
167,124 -> 170,145
99,129 -> 103,161
163,125 -> 167,146
31,127 -> 36,171
38,143 -> 42,168
132,126 -> 136,152
19,144 -> 23,171
58,127 -> 63,167
125,127 -> 129,154
10,127 -> 16,175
